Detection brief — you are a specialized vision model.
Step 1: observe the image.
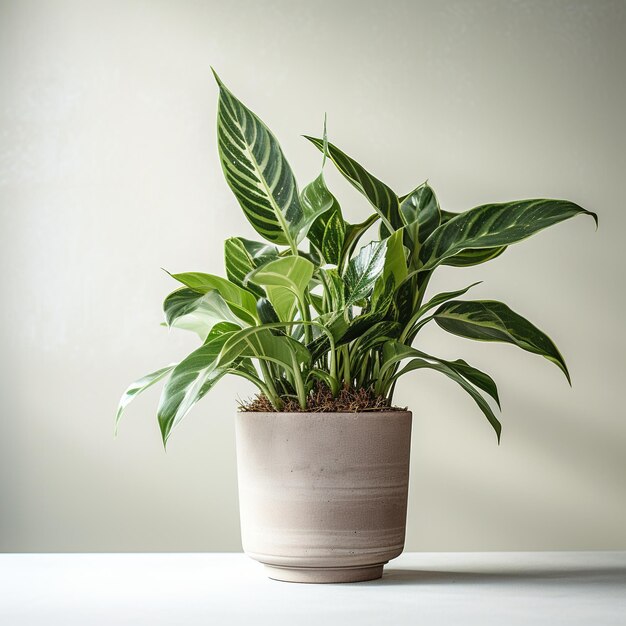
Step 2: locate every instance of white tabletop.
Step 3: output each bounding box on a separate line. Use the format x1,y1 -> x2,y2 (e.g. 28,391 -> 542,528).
1,552 -> 624,625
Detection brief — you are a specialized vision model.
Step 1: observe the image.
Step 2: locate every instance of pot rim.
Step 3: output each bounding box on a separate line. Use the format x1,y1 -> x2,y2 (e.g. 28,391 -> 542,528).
236,410 -> 412,417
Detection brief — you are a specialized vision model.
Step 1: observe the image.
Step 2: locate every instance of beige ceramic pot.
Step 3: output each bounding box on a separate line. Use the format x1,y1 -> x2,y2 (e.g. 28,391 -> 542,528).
235,411 -> 412,583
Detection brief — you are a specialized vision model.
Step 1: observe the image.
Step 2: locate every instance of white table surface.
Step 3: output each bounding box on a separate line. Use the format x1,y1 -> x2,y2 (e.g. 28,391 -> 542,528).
1,552 -> 625,625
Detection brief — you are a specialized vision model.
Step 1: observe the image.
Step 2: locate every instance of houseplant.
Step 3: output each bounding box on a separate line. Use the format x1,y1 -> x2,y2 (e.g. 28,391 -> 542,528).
116,71 -> 597,583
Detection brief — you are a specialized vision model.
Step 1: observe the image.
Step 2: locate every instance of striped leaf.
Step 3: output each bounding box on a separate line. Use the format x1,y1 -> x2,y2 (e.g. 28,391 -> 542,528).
115,364 -> 177,434
420,199 -> 597,270
380,341 -> 501,441
224,237 -> 279,297
163,289 -> 245,340
299,173 -> 336,244
167,271 -> 258,325
217,326 -> 311,371
214,71 -> 303,247
344,241 -> 387,306
247,256 -> 314,322
307,200 -> 346,266
400,182 -> 441,260
157,323 -> 239,445
434,299 -> 570,382
304,136 -> 403,231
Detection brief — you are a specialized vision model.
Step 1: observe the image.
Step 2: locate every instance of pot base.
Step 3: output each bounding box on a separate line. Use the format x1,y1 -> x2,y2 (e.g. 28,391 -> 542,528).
264,562 -> 385,584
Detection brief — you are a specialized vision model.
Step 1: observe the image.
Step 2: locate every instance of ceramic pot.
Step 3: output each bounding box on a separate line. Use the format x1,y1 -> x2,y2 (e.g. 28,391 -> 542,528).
235,411 -> 412,583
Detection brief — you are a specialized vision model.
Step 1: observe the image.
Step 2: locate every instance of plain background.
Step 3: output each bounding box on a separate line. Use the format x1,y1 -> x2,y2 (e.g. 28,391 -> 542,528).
1,0 -> 624,553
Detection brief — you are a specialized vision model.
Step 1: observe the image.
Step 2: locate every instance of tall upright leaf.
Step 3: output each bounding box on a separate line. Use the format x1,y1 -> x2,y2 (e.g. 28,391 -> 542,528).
304,136 -> 403,231
214,71 -> 303,248
434,299 -> 570,382
420,199 -> 597,270
400,182 -> 441,260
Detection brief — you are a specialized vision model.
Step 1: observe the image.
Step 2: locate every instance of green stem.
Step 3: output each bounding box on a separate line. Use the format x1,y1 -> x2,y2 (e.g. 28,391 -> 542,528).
291,353 -> 307,409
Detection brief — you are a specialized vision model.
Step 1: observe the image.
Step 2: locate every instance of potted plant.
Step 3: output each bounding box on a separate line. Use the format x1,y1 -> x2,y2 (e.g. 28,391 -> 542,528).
116,71 -> 597,583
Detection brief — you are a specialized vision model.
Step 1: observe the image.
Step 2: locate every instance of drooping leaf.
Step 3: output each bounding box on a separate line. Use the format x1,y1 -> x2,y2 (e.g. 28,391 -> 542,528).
214,71 -> 303,247
406,282 -> 481,330
247,256 -> 315,322
163,289 -> 245,340
304,136 -> 403,231
344,240 -> 387,306
166,271 -> 258,325
434,299 -> 570,382
420,199 -> 597,270
381,341 -> 501,441
157,323 -> 240,444
115,364 -> 177,433
224,237 -> 279,296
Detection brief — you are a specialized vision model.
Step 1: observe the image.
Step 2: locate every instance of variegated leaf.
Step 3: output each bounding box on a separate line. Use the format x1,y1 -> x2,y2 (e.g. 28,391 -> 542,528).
214,71 -> 302,247
420,199 -> 597,270
434,299 -> 570,382
304,136 -> 403,231
224,237 -> 279,296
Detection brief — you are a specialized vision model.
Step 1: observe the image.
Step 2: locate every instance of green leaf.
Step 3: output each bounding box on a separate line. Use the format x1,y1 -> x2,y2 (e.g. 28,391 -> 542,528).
163,289 -> 245,340
166,271 -> 258,325
420,199 -> 597,270
341,214 -> 378,264
247,256 -> 315,322
400,182 -> 441,253
381,341 -> 501,441
307,200 -> 346,266
214,71 -> 302,248
224,237 -> 279,297
304,136 -> 403,231
319,267 -> 345,313
344,241 -> 387,305
299,173 -> 336,244
434,299 -> 570,382
217,326 -> 311,371
157,323 -> 239,445
380,229 -> 407,290
115,364 -> 177,434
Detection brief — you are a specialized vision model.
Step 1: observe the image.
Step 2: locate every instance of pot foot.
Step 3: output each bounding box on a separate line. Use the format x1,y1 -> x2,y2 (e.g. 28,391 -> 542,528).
264,563 -> 385,584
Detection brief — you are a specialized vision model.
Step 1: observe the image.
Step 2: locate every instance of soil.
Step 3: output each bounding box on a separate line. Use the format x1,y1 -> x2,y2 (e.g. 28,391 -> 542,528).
238,384 -> 405,413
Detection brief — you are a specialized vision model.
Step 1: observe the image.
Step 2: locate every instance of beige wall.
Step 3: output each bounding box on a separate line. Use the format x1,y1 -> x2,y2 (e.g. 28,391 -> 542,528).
1,0 -> 624,552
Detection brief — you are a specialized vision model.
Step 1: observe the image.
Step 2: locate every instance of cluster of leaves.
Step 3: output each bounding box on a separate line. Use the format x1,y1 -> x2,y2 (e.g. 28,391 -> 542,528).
116,71 -> 597,447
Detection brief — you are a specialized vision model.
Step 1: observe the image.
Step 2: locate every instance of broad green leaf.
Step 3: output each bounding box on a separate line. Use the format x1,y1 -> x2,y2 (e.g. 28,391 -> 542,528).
167,271 -> 258,325
163,289 -> 245,340
381,341 -> 501,441
344,241 -> 387,305
420,199 -> 597,270
224,237 -> 279,297
157,323 -> 239,444
304,136 -> 403,231
115,364 -> 177,433
247,256 -> 315,322
214,71 -> 302,247
434,299 -> 570,382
